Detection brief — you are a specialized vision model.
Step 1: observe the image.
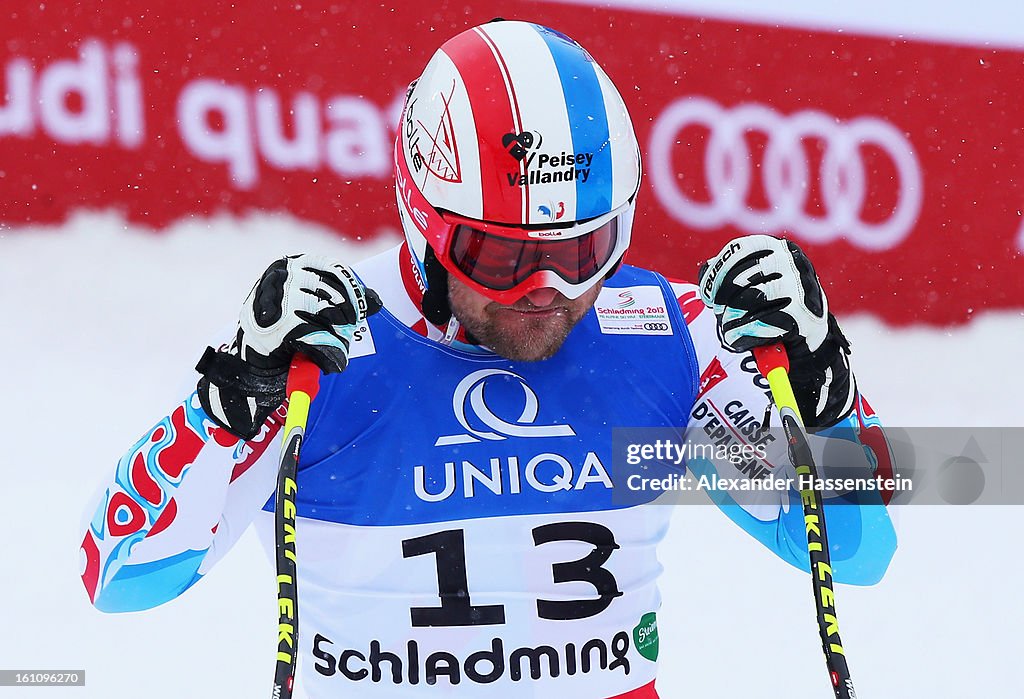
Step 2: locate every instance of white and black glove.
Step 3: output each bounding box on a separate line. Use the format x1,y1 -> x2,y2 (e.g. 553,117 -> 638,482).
196,254 -> 382,439
698,235 -> 855,430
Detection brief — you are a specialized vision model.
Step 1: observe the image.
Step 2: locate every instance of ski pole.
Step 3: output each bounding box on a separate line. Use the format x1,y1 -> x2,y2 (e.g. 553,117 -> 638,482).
752,343 -> 857,699
272,354 -> 320,699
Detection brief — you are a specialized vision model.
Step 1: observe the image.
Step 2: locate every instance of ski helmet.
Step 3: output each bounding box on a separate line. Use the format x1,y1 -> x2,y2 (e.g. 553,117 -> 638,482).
395,20 -> 642,309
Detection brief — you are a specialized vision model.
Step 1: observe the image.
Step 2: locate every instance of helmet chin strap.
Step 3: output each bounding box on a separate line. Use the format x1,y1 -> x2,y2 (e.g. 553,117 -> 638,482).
420,245 -> 479,347
421,245 -> 453,326
441,316 -> 462,346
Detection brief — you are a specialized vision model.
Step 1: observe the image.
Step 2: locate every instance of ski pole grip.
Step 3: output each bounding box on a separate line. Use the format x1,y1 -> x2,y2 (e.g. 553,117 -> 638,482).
752,343 -> 803,421
287,354 -> 321,401
752,343 -> 790,376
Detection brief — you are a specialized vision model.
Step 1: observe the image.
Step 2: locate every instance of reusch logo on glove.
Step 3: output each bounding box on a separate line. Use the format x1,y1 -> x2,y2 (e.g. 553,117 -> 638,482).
701,241 -> 741,295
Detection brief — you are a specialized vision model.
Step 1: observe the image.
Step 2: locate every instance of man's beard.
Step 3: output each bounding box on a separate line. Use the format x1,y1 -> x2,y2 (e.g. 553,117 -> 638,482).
447,279 -> 603,362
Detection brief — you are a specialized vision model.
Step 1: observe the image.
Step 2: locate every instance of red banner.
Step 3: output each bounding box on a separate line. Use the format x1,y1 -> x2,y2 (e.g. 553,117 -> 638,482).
2,1 -> 1021,324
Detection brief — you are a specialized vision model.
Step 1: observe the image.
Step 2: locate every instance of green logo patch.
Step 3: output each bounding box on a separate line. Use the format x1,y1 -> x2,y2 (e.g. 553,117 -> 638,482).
633,612 -> 659,661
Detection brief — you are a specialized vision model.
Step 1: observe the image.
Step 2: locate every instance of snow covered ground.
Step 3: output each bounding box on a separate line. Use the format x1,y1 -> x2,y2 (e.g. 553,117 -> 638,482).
1,213 -> 1021,697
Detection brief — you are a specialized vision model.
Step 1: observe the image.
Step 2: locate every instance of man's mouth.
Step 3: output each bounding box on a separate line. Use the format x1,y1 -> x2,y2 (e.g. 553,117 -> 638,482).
501,304 -> 565,317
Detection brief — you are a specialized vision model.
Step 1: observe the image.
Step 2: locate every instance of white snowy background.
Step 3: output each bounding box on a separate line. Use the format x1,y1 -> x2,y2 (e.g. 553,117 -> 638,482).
3,0 -> 1024,697
2,213 -> 1021,699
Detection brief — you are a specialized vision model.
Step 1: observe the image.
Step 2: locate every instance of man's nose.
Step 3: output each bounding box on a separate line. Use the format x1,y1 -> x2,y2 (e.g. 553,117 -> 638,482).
522,287 -> 559,307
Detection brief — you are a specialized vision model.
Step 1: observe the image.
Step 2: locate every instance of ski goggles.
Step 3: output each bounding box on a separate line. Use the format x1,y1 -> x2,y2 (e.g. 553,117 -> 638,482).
439,205 -> 632,304
394,136 -> 634,304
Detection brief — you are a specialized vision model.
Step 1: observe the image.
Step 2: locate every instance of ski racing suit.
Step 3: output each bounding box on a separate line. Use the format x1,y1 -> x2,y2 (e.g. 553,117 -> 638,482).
80,242 -> 898,698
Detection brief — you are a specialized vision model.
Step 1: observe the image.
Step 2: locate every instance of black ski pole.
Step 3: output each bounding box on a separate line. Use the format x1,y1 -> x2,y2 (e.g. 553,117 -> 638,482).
271,355 -> 320,699
753,343 -> 858,699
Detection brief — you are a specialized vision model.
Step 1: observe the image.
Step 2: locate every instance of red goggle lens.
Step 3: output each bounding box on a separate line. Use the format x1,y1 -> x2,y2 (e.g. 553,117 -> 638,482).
447,219 -> 618,292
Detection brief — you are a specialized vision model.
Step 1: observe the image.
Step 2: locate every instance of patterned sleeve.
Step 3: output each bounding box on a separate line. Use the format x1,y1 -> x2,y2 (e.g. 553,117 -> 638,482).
669,279 -> 897,585
80,390 -> 285,612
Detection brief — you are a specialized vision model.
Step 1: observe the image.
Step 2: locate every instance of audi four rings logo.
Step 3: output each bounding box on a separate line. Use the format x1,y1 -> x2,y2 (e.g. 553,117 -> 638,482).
648,97 -> 923,250
643,322 -> 669,331
434,369 -> 576,446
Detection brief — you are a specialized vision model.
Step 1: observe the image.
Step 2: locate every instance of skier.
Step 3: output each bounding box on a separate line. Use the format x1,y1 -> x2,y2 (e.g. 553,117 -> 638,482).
81,20 -> 896,698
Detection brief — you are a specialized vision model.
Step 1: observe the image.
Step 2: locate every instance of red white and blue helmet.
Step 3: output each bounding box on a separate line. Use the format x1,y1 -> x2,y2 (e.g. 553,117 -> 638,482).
395,20 -> 642,305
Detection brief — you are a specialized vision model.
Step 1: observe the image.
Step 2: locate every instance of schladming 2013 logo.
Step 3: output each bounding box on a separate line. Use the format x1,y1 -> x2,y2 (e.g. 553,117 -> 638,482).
434,369 -> 576,446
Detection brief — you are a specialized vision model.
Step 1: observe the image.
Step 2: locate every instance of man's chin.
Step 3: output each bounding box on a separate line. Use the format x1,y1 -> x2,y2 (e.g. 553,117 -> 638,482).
477,312 -> 575,362
489,340 -> 565,362
447,277 -> 604,362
